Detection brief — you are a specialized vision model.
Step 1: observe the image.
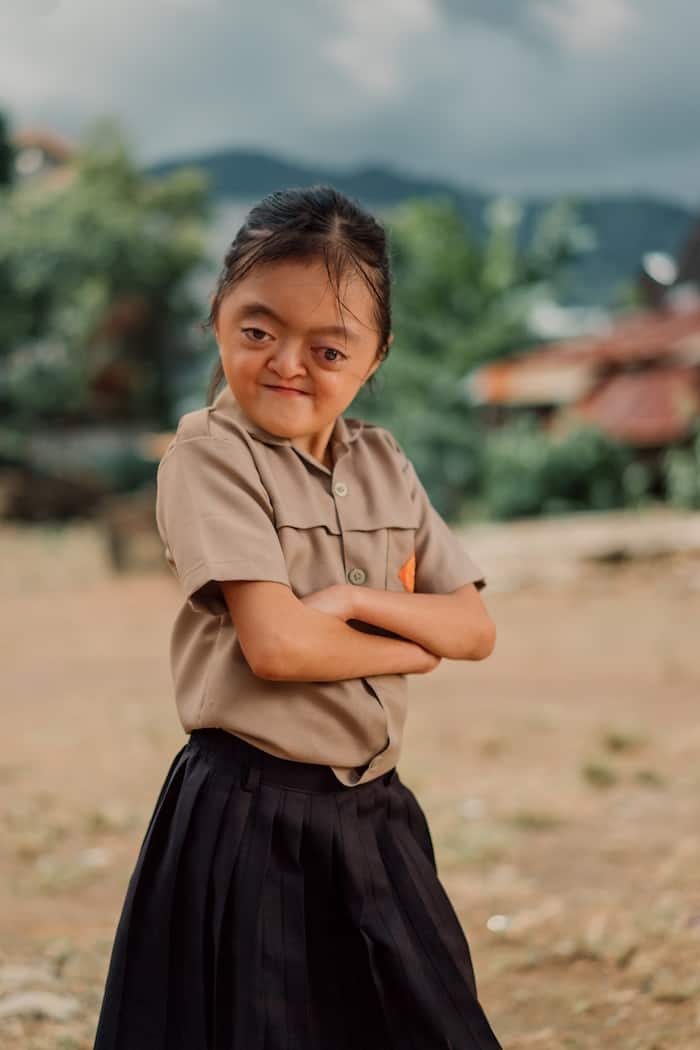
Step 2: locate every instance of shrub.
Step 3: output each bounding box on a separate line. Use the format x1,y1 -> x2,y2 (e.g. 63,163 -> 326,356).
662,423 -> 700,509
480,415 -> 652,520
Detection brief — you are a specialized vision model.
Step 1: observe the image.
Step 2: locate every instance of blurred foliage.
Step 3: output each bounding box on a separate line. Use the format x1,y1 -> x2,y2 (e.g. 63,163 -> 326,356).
0,117 -> 211,428
0,111 -> 13,186
1,119 -> 693,522
85,446 -> 157,493
477,414 -> 653,521
662,421 -> 700,509
352,193 -> 593,517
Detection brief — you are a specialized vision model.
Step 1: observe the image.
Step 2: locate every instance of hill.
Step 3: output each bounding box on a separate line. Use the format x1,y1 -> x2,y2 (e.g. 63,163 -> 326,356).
149,148 -> 694,306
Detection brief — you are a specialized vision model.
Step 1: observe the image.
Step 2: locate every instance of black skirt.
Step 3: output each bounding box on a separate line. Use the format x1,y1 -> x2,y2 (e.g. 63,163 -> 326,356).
92,728 -> 503,1050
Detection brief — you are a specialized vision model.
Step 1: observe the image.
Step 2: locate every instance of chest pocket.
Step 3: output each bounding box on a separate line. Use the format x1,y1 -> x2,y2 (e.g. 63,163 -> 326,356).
271,482 -> 420,595
386,524 -> 418,593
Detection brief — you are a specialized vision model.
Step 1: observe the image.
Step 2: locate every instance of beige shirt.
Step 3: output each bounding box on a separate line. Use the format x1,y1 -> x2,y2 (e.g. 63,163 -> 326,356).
155,383 -> 487,786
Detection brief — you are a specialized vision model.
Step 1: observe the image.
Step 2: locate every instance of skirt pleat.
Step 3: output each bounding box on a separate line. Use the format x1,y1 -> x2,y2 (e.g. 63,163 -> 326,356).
93,731 -> 503,1050
382,786 -> 500,1049
336,788 -> 441,1050
208,769 -> 256,1033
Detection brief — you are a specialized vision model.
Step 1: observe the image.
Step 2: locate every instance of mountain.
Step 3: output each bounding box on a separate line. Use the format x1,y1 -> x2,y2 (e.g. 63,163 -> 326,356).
148,148 -> 695,306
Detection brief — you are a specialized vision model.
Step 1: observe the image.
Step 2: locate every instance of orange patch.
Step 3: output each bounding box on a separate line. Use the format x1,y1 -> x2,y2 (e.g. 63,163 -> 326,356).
398,552 -> 416,592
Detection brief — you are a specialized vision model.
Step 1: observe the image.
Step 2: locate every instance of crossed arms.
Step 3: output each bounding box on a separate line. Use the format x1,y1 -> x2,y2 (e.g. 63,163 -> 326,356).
220,579 -> 496,682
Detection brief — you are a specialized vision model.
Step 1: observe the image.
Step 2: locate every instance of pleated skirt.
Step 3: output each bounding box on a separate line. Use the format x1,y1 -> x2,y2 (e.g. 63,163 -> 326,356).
92,728 -> 503,1050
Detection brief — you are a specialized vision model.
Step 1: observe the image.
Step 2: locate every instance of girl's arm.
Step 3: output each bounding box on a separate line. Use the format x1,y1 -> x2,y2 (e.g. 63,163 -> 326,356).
221,579 -> 441,681
304,582 -> 496,661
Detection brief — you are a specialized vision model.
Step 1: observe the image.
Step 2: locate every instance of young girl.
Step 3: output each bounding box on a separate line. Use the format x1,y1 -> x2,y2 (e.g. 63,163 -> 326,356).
93,185 -> 503,1050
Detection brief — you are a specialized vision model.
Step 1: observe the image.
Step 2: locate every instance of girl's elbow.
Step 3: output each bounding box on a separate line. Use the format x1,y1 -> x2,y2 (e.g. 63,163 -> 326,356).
474,617 -> 497,660
459,617 -> 496,661
245,629 -> 299,680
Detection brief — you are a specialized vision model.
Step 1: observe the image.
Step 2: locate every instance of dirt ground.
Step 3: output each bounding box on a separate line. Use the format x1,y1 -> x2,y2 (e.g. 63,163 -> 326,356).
1,518 -> 699,1049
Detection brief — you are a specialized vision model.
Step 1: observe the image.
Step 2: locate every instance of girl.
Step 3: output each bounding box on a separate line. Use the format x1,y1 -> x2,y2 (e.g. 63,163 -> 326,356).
93,185 -> 503,1050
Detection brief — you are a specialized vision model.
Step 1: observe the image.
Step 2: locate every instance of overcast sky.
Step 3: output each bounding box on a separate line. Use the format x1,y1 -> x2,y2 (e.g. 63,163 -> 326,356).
2,0 -> 699,205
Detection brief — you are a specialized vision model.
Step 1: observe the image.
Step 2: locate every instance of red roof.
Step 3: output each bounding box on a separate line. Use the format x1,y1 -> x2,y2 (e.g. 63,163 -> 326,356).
13,128 -> 76,163
586,306 -> 700,365
467,304 -> 700,446
561,366 -> 700,446
509,305 -> 700,368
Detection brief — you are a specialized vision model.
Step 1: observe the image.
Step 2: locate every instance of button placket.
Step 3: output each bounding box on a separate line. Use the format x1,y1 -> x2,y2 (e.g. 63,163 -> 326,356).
331,468 -> 363,584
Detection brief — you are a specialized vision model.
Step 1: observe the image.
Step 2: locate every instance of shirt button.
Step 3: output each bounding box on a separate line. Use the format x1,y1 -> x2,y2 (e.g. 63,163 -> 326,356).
347,567 -> 367,585
333,481 -> 348,497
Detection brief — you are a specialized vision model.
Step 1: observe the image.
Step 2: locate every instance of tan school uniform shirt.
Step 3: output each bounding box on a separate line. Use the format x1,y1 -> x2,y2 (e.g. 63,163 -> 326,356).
155,382 -> 487,787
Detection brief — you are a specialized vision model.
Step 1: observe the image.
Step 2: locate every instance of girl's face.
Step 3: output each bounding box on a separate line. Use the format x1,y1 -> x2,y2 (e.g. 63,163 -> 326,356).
214,256 -> 389,452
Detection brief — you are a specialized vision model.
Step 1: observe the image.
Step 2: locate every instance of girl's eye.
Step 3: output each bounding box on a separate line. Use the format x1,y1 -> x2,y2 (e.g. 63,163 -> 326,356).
241,328 -> 347,366
315,347 -> 348,365
241,327 -> 269,342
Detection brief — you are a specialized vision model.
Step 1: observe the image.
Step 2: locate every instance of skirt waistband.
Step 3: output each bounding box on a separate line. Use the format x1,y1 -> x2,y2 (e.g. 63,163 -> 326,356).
187,728 -> 397,794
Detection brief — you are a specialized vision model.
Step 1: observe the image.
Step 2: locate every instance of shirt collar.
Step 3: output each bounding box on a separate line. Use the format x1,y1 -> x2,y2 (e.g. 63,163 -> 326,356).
211,382 -> 363,454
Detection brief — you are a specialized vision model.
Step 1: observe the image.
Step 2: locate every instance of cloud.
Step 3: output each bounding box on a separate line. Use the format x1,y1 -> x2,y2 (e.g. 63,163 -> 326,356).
0,0 -> 698,204
320,0 -> 438,99
531,0 -> 637,52
436,0 -> 638,52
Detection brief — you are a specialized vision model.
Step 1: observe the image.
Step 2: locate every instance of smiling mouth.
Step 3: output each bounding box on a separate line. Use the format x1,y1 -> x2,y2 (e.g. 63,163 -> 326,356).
264,384 -> 309,395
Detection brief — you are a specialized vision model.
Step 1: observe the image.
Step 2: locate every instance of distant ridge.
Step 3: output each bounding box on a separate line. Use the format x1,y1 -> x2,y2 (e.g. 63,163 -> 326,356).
148,147 -> 489,216
148,147 -> 695,305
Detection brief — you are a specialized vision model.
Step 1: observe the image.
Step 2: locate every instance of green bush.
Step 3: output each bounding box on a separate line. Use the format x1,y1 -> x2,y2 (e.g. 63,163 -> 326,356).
480,415 -> 652,520
88,448 -> 157,493
351,192 -> 591,521
662,424 -> 700,509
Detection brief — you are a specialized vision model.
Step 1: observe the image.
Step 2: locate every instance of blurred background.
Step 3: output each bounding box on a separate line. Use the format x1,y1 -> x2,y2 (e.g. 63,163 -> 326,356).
1,3 -> 699,1048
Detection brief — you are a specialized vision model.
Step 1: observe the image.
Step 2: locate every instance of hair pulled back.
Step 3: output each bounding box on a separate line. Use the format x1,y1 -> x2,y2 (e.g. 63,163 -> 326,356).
204,184 -> 393,404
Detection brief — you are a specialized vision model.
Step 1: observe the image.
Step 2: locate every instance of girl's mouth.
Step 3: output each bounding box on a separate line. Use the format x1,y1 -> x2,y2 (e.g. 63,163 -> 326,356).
264,385 -> 309,396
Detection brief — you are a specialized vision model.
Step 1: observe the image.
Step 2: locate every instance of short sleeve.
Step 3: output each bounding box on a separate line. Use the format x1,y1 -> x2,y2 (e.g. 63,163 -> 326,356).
156,434 -> 290,615
385,432 -> 487,594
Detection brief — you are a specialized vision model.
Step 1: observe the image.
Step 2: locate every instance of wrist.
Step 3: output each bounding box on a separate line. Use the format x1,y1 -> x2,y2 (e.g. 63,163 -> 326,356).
346,582 -> 365,621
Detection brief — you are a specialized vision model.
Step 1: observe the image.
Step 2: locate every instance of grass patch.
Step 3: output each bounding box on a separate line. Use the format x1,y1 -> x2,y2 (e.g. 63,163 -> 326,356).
507,808 -> 565,831
580,761 -> 619,788
600,727 -> 649,754
634,768 -> 666,788
479,735 -> 509,757
438,823 -> 513,869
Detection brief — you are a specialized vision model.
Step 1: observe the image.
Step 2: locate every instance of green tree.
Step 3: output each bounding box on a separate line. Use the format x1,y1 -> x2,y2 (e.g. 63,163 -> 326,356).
0,118 -> 211,427
0,111 -> 13,186
353,193 -> 590,517
479,414 -> 651,520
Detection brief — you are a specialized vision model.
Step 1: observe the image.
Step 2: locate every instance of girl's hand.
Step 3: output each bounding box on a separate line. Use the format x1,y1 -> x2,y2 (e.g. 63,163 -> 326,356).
300,586 -> 442,675
415,646 -> 442,673
299,583 -> 356,622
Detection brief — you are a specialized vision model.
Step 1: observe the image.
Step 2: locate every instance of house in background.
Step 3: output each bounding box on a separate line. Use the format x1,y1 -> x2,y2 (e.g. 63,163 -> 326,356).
465,210 -> 700,464
465,296 -> 700,452
11,128 -> 76,190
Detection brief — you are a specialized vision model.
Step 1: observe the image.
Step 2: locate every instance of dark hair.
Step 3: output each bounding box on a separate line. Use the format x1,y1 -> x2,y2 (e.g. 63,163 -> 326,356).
204,184 -> 392,404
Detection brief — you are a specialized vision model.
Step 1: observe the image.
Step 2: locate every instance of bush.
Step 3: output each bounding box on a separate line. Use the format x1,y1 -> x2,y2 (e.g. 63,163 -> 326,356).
662,424 -> 700,509
480,415 -> 652,520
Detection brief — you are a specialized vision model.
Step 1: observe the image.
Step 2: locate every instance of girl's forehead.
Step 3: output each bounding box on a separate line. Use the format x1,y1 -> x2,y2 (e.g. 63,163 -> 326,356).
235,256 -> 366,295
220,259 -> 376,331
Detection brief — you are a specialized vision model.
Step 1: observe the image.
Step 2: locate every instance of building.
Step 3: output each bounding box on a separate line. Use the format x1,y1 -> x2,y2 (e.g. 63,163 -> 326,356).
11,128 -> 76,189
465,295 -> 700,450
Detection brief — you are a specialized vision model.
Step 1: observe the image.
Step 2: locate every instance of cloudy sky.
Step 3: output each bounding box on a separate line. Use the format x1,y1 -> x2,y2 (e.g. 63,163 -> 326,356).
3,0 -> 699,204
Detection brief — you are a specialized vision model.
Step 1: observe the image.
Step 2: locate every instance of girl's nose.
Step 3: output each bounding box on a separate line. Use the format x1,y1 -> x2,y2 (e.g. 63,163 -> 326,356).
268,342 -> 308,377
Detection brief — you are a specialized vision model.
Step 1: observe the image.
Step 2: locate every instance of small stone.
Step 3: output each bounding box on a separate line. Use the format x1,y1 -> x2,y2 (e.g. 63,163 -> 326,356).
519,1027 -> 556,1044
0,989 -> 80,1021
486,913 -> 511,932
458,797 -> 485,820
652,973 -> 699,1003
84,799 -> 135,834
0,963 -> 58,995
75,846 -> 112,870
